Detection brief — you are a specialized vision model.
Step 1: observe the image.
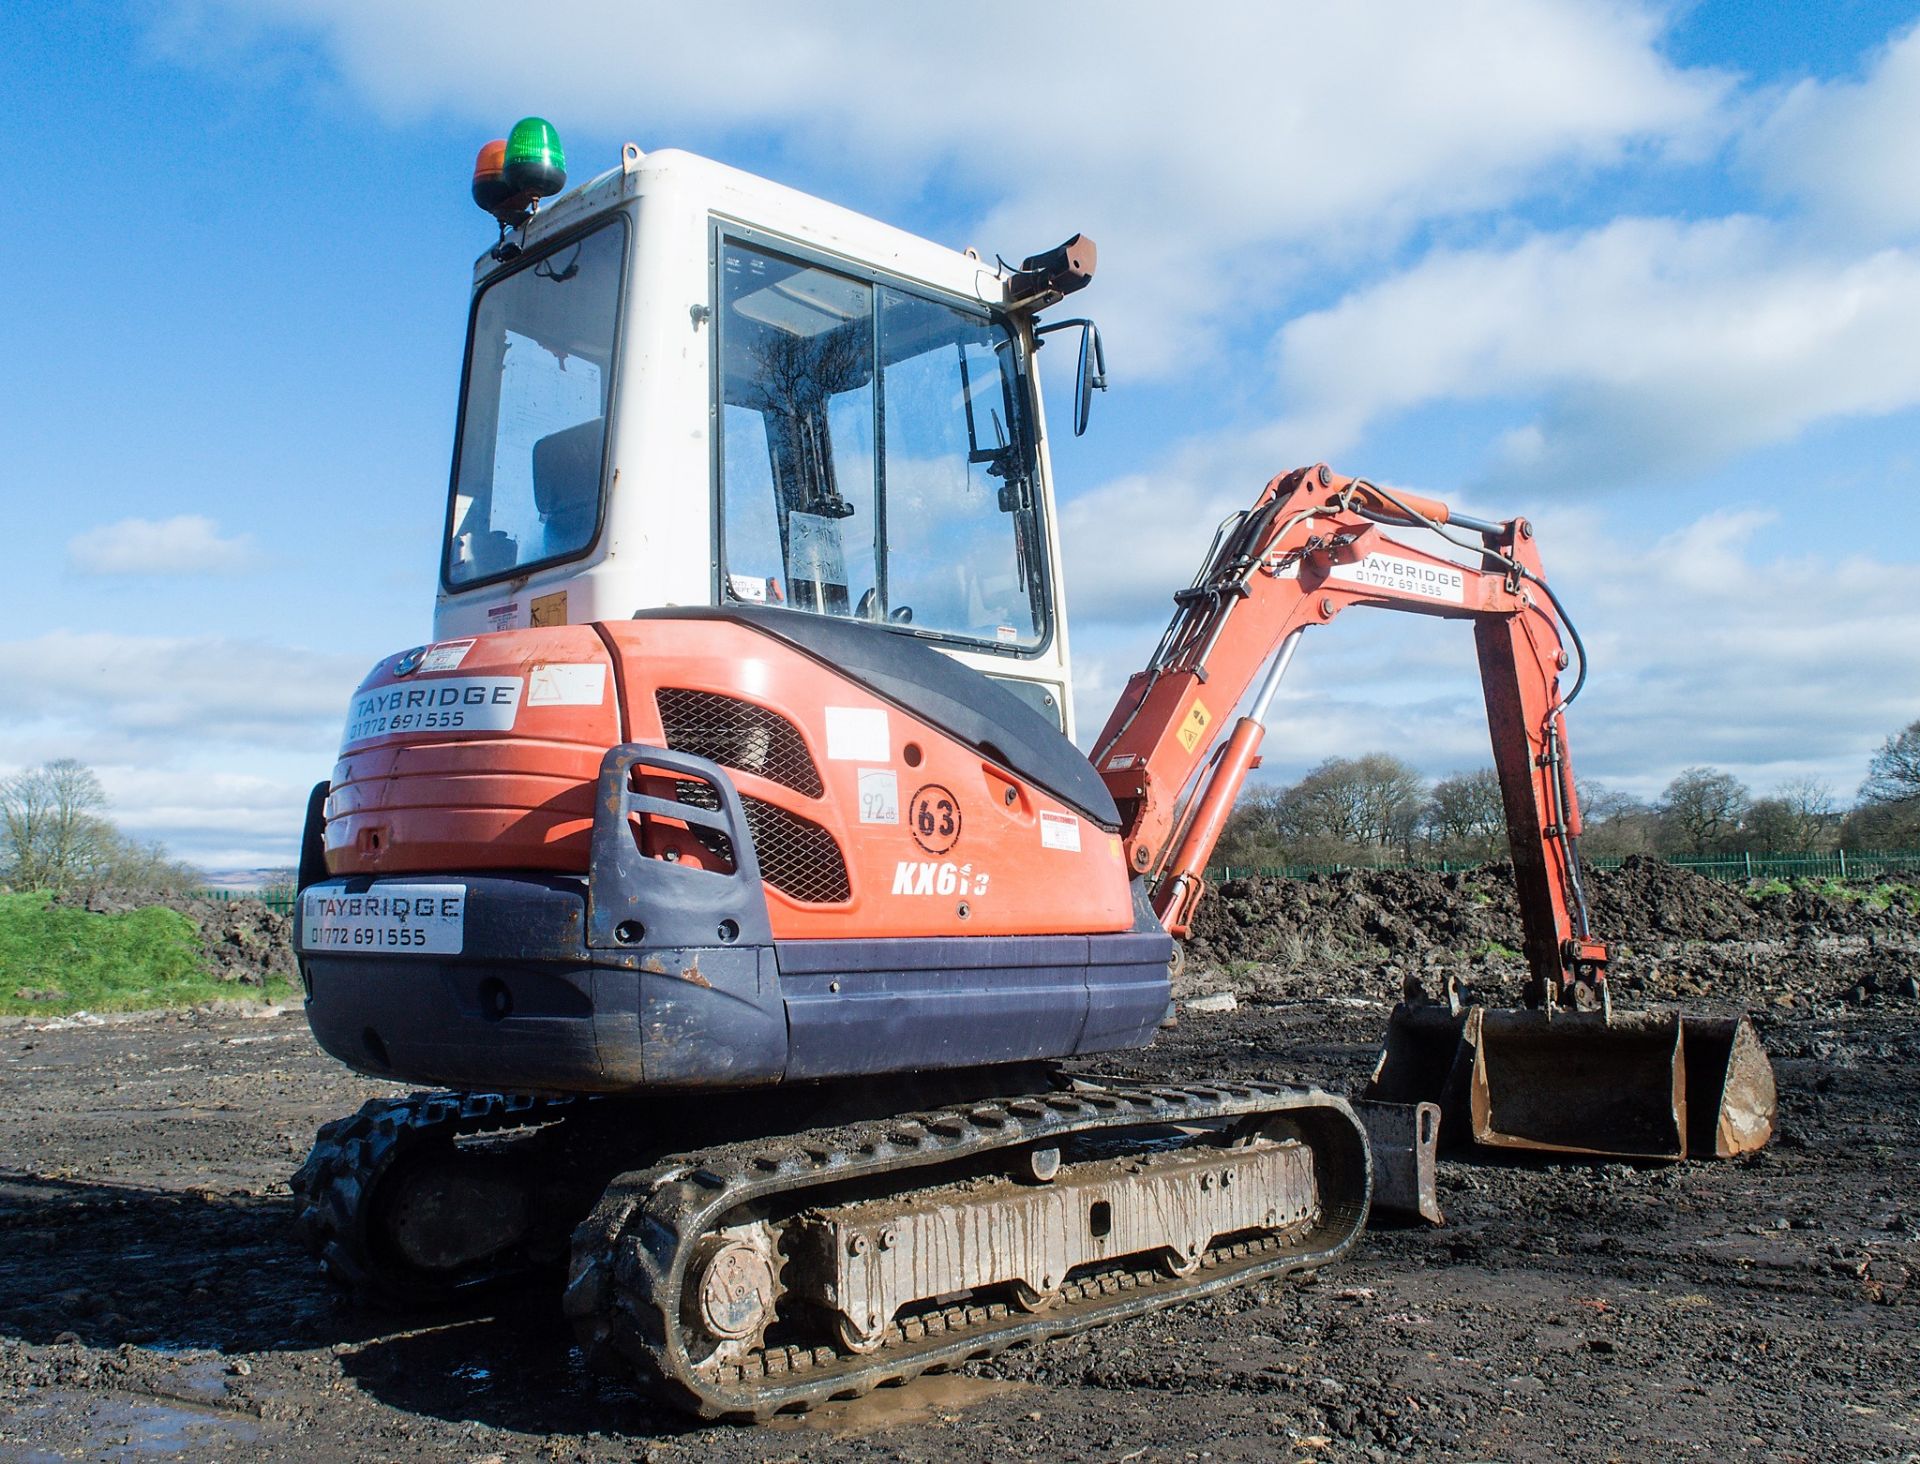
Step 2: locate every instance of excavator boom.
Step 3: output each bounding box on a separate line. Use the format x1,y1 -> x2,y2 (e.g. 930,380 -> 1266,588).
1093,463 -> 1774,1160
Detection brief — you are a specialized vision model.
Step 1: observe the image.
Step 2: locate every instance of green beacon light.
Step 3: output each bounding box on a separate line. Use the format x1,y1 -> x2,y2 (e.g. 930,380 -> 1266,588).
502,117 -> 567,202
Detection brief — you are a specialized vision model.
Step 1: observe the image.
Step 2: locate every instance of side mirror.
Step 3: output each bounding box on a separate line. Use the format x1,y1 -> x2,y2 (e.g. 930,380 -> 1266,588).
1034,318 -> 1108,438
1073,321 -> 1107,437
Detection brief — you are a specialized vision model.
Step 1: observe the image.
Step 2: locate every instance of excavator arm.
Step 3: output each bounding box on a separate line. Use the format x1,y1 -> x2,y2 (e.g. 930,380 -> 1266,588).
1092,463 -> 1605,1010
1097,463 -> 1775,1162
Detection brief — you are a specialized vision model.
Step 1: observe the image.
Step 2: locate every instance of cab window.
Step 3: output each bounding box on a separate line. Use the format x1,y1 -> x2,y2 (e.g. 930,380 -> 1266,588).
446,219 -> 626,588
716,238 -> 1046,648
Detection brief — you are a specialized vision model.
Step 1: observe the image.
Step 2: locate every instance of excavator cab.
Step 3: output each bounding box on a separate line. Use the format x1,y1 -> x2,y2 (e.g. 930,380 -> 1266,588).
435,143 -> 1077,733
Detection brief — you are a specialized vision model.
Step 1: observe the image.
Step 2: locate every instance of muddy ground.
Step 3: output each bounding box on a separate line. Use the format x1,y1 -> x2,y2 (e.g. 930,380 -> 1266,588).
2,866 -> 1916,1461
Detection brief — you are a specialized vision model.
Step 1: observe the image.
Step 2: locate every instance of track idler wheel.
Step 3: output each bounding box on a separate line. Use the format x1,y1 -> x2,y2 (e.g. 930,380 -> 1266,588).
685,1235 -> 778,1362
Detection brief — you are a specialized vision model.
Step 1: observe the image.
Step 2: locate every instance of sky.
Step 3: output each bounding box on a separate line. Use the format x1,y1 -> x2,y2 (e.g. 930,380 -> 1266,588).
2,0 -> 1918,871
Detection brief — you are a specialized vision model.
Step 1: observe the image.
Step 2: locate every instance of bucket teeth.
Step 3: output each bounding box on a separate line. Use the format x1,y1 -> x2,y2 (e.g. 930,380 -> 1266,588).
1367,1003 -> 1776,1161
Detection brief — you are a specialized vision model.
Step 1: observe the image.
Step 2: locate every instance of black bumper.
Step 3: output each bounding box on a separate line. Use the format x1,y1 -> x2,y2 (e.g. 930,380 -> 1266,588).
297,745 -> 1171,1095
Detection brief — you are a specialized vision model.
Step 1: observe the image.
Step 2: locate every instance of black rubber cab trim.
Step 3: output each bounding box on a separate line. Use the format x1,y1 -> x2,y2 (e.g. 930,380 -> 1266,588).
632,606 -> 1120,830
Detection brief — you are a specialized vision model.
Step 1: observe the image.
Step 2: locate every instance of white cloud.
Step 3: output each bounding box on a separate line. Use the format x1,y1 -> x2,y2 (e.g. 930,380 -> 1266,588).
1265,217 -> 1920,488
67,515 -> 260,576
1745,20 -> 1920,241
1544,509 -> 1920,798
0,632 -> 367,869
0,630 -> 361,740
157,0 -> 1727,373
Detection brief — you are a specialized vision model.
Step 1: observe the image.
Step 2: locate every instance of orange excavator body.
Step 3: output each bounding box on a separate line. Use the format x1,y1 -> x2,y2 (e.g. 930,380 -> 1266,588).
324,616 -> 1134,940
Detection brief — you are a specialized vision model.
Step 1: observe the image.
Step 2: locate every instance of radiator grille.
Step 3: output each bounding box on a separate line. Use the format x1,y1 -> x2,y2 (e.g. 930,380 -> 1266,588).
672,780 -> 851,905
656,690 -> 823,798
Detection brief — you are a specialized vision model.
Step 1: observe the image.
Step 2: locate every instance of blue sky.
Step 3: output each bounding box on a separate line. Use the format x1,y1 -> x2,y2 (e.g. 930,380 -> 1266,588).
3,1 -> 1918,869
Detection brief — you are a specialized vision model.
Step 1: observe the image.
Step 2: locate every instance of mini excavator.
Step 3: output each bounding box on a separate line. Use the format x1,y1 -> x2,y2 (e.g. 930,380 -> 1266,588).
291,120 -> 1775,1420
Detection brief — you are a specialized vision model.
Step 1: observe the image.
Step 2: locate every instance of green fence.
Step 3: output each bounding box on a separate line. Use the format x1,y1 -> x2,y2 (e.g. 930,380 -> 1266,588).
1209,850 -> 1920,885
196,886 -> 297,915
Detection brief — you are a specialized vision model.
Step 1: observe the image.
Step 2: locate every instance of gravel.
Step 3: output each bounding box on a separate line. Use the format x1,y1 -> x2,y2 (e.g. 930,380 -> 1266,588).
1,866 -> 1915,1459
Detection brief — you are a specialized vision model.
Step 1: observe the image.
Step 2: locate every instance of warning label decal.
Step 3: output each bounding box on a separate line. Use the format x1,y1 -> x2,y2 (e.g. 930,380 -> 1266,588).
526,664 -> 606,706
1175,698 -> 1213,754
1039,811 -> 1081,852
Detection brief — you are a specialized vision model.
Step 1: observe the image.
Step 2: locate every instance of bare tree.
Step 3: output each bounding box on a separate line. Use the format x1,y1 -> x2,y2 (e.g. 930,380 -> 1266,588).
0,760 -> 112,892
1657,766 -> 1751,856
1744,776 -> 1836,853
98,834 -> 203,895
1573,779 -> 1659,856
0,760 -> 200,894
1275,754 -> 1427,861
1423,768 -> 1507,859
1861,720 -> 1920,807
1215,784 -> 1287,865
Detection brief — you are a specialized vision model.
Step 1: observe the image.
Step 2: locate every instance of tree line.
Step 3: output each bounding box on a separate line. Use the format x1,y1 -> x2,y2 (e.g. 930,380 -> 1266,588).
0,760 -> 201,895
1217,718 -> 1920,866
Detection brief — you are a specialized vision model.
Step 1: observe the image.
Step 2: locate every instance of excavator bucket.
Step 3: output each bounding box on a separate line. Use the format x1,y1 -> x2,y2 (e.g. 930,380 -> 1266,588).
1367,1003 -> 1775,1162
1681,1014 -> 1778,1158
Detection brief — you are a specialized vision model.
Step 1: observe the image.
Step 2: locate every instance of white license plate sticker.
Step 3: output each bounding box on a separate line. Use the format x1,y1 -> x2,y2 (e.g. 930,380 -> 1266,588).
342,677 -> 522,748
302,885 -> 466,954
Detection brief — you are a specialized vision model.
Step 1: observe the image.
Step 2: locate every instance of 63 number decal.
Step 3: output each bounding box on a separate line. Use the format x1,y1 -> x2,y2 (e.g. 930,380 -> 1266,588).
909,783 -> 962,854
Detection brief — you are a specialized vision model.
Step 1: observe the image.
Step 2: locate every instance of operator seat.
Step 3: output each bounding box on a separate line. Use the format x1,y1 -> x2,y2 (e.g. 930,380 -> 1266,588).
532,418 -> 605,554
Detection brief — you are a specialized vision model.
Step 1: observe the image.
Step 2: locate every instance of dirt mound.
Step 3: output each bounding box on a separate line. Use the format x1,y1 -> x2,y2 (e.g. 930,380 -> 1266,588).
55,889 -> 297,987
1184,855 -> 1920,1011
1585,855 -> 1758,940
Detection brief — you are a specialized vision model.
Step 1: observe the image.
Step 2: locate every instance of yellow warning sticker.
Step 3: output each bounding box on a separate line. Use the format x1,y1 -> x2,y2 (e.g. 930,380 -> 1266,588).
530,590 -> 569,627
1175,697 -> 1213,753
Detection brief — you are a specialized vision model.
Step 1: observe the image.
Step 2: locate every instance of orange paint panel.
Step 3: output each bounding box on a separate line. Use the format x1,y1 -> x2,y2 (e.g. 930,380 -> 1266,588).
599,619 -> 1134,939
323,618 -> 1134,940
326,626 -> 620,878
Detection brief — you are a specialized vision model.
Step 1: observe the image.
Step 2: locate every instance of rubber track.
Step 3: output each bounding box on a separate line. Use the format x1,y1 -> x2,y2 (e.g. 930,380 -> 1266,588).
563,1079 -> 1369,1421
291,1090 -> 580,1306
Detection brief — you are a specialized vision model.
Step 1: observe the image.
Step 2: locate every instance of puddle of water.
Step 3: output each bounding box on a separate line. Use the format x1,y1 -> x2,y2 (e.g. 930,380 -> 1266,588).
8,1392 -> 260,1458
765,1372 -> 1033,1437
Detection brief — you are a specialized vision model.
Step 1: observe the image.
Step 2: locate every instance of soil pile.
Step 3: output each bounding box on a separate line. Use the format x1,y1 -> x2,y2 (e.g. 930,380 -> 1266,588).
1184,855 -> 1920,1011
56,889 -> 298,988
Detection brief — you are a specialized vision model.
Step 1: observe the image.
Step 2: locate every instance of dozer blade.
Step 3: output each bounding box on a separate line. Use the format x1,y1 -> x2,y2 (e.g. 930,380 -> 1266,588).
1366,1003 -> 1776,1162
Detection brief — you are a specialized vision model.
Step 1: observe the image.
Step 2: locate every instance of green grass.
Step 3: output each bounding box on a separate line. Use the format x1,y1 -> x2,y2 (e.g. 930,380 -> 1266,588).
1741,874 -> 1920,914
1475,939 -> 1521,960
1802,876 -> 1863,905
0,892 -> 294,1018
1865,881 -> 1920,914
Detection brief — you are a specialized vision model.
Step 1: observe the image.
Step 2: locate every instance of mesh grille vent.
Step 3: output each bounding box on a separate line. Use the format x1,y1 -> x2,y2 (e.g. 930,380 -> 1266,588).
671,779 -> 851,906
670,780 -> 735,871
656,690 -> 823,798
